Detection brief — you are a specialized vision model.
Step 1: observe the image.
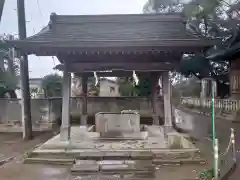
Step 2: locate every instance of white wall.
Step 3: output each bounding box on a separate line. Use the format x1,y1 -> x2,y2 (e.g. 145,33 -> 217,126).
99,80 -> 119,97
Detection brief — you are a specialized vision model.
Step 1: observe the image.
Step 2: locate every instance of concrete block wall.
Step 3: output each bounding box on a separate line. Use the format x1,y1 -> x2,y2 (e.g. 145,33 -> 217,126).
0,97 -> 163,125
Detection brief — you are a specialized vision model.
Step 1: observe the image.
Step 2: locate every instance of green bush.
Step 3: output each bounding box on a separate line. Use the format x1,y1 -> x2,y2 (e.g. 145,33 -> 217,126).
185,104 -> 195,109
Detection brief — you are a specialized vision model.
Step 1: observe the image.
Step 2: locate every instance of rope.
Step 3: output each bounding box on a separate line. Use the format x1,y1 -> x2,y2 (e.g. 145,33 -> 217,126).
219,128 -> 235,157
219,135 -> 233,156
200,128 -> 235,180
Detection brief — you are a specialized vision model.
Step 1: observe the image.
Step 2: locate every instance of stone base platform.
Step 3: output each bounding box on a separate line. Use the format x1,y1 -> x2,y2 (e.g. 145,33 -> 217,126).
34,126 -> 166,150
24,126 -> 204,167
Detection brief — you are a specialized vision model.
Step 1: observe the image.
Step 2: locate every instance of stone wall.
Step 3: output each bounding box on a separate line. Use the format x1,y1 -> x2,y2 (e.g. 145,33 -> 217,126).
0,97 -> 163,124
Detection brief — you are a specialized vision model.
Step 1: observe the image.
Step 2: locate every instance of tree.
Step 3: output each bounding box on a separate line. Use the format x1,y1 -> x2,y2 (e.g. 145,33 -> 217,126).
118,77 -> 138,96
72,74 -> 100,96
0,36 -> 19,98
143,0 -> 240,96
143,0 -> 184,13
118,73 -> 161,97
41,74 -> 62,98
134,73 -> 154,96
88,77 -> 100,96
174,76 -> 201,97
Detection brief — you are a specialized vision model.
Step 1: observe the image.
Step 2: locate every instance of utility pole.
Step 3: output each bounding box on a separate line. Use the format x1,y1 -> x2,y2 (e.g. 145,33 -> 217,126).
17,0 -> 32,140
0,0 -> 5,22
8,35 -> 15,76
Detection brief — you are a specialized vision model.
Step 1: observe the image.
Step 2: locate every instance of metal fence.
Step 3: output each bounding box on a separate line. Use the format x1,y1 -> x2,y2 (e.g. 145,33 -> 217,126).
181,97 -> 240,112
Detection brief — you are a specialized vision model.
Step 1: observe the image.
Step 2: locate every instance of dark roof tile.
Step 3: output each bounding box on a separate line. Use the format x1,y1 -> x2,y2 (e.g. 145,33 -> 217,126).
8,13 -> 216,54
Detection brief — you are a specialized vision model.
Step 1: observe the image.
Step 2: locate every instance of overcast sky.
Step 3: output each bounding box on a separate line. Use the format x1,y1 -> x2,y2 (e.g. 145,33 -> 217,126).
0,0 -> 147,78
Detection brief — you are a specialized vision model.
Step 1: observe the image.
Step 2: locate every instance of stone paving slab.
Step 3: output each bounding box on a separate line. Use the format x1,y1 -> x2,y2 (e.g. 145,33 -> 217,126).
102,151 -> 130,159
100,164 -> 135,172
99,160 -> 125,165
71,160 -> 99,173
71,164 -> 99,173
77,151 -> 105,160
129,160 -> 152,165
130,151 -> 153,160
75,160 -> 97,165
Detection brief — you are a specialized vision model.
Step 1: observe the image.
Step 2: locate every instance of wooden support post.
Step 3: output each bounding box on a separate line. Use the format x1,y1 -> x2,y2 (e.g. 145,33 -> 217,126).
162,71 -> 172,133
81,75 -> 88,125
17,0 -> 32,140
60,66 -> 71,141
151,72 -> 160,125
0,0 -> 5,22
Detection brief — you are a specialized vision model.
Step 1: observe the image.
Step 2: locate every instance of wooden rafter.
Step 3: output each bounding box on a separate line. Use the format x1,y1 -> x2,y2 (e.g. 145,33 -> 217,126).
55,62 -> 178,73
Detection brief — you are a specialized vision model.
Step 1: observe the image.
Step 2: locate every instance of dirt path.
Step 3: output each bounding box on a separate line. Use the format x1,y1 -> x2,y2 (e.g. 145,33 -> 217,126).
0,132 -> 54,162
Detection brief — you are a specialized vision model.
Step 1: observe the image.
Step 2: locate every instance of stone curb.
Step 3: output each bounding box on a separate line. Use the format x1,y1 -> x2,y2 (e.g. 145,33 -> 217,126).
24,157 -> 75,165
153,159 -> 206,165
33,148 -> 199,154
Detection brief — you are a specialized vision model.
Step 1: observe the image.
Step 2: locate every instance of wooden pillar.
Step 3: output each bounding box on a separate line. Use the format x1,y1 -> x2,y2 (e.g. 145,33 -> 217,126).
81,75 -> 88,125
162,71 -> 172,132
60,67 -> 71,141
151,72 -> 160,125
230,60 -> 240,98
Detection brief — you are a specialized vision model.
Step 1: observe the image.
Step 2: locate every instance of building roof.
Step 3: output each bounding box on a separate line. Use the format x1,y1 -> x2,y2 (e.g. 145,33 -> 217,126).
208,29 -> 240,61
8,13 -> 216,55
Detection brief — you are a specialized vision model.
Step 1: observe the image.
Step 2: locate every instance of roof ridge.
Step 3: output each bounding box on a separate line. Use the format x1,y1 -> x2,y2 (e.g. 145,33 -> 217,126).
50,12 -> 186,24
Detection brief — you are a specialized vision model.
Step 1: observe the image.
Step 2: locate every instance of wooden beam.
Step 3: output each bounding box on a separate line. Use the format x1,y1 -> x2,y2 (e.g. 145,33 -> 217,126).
55,62 -> 178,72
57,52 -> 182,63
75,71 -> 133,77
11,41 -> 211,56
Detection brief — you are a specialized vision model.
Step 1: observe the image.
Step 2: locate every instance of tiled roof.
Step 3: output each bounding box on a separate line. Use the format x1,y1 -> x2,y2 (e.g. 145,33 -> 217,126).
8,13 -> 216,54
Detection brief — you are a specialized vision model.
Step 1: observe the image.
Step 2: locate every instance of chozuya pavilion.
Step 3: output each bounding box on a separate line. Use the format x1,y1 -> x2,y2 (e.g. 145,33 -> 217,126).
8,12 -> 215,170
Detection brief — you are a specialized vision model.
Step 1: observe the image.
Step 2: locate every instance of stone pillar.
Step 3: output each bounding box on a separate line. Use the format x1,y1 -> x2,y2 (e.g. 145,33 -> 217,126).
212,80 -> 217,97
201,79 -> 208,98
230,60 -> 240,98
81,75 -> 88,125
60,67 -> 71,141
151,72 -> 160,125
162,71 -> 172,132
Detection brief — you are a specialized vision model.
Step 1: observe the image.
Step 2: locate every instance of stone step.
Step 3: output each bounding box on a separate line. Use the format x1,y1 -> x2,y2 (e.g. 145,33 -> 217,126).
70,174 -> 155,180
24,157 -> 75,165
153,158 -> 206,165
71,160 -> 99,175
29,149 -> 80,159
76,151 -> 153,160
153,151 -> 198,160
71,160 -> 155,176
